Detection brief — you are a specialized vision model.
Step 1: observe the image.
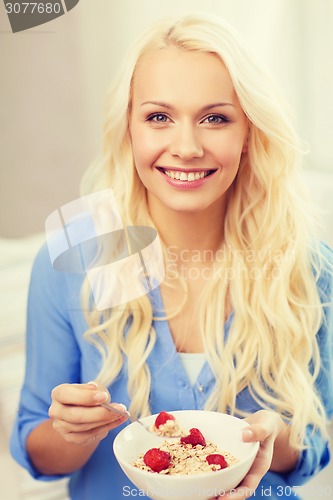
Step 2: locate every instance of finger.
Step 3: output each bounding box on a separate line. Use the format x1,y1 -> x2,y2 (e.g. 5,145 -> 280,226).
243,410 -> 281,438
58,418 -> 126,445
52,409 -> 128,434
242,423 -> 275,443
224,441 -> 274,498
86,381 -> 112,403
51,383 -> 110,407
49,401 -> 128,424
51,403 -> 129,434
217,484 -> 255,499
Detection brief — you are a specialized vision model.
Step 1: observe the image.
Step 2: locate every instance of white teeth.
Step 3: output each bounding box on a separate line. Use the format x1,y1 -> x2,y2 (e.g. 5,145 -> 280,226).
163,170 -> 210,181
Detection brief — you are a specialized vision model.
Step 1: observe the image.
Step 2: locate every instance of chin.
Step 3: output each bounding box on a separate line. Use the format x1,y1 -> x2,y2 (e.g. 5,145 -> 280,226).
165,201 -> 214,214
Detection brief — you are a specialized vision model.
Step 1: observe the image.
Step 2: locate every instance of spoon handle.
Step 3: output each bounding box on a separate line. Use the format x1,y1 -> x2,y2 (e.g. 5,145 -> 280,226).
101,401 -> 129,417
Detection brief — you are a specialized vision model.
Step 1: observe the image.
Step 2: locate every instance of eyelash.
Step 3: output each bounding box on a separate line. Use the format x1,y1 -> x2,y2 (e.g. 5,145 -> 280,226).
147,113 -> 170,123
202,114 -> 230,124
146,113 -> 230,124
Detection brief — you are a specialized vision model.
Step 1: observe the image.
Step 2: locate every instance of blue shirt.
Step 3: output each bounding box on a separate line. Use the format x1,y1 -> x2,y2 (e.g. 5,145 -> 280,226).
10,240 -> 333,500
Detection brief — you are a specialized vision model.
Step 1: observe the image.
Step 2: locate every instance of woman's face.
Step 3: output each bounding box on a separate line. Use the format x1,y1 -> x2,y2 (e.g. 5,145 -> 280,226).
129,47 -> 248,215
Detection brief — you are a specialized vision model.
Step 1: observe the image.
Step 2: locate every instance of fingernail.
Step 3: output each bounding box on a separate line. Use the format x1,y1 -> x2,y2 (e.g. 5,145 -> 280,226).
87,381 -> 98,388
115,403 -> 127,412
112,403 -> 130,415
242,429 -> 253,440
93,392 -> 109,402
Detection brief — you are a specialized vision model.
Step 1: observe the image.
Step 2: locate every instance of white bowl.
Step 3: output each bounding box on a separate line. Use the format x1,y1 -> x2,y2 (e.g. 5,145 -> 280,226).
113,410 -> 259,500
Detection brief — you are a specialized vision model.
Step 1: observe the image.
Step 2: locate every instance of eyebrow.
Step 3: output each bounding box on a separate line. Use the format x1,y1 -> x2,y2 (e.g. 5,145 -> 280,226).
140,101 -> 235,110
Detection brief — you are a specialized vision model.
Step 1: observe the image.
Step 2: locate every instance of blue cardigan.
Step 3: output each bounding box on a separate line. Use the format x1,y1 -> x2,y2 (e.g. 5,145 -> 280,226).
10,240 -> 333,499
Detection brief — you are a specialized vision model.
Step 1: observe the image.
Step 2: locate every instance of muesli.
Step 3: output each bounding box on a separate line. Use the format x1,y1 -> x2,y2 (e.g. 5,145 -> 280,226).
150,411 -> 185,438
133,412 -> 239,475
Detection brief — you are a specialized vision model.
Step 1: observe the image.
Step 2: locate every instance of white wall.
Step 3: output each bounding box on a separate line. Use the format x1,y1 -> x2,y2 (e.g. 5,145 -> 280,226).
1,0 -> 332,237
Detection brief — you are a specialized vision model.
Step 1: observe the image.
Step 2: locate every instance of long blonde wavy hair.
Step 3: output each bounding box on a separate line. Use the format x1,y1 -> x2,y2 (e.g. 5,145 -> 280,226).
80,14 -> 330,449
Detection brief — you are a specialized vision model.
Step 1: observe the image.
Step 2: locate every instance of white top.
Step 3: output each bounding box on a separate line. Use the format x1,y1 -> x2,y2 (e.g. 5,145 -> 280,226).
178,352 -> 206,386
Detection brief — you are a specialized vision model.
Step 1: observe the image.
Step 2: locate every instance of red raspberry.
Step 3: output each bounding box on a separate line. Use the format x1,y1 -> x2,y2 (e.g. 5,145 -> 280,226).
154,411 -> 175,429
143,448 -> 171,473
180,427 -> 206,447
206,454 -> 228,470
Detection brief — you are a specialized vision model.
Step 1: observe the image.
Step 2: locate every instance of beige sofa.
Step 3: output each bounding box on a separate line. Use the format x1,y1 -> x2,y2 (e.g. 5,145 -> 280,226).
0,170 -> 332,499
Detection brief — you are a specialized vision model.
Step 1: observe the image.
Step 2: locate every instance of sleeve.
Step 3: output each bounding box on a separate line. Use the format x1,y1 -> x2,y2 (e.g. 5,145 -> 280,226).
10,243 -> 82,480
283,242 -> 333,486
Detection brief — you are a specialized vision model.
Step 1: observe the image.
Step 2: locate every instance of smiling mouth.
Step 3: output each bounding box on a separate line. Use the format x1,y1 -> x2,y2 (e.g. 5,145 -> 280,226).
157,168 -> 217,182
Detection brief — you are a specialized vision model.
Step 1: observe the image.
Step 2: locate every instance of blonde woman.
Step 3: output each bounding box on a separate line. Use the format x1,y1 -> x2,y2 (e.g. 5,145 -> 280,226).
11,14 -> 333,500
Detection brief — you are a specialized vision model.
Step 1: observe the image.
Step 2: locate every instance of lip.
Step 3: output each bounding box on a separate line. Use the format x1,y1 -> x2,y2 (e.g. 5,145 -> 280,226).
156,166 -> 217,190
157,166 -> 214,173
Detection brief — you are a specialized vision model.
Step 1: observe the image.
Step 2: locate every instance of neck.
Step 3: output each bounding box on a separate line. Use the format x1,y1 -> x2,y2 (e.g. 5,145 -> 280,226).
148,194 -> 226,254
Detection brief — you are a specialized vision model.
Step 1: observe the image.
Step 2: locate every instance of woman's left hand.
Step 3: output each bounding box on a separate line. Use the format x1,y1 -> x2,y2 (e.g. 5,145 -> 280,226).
213,410 -> 299,499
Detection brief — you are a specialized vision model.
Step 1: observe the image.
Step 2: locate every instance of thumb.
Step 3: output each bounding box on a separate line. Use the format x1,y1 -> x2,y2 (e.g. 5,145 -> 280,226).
242,424 -> 274,443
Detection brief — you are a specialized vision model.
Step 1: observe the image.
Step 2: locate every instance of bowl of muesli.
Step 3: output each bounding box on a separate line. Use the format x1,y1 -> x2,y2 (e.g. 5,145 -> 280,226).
113,410 -> 259,500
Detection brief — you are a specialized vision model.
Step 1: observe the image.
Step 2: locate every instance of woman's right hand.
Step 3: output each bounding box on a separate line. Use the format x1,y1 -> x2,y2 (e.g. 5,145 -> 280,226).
48,381 -> 129,446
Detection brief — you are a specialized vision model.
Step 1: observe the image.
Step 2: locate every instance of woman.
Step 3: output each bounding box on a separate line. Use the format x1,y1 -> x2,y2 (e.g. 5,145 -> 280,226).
11,14 -> 333,500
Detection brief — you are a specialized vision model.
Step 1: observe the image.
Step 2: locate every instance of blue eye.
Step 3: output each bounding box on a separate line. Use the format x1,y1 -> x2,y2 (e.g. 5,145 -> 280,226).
147,113 -> 169,122
203,114 -> 229,124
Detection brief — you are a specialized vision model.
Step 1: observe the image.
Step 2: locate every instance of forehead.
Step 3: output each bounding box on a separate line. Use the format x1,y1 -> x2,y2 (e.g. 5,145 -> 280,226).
132,47 -> 237,105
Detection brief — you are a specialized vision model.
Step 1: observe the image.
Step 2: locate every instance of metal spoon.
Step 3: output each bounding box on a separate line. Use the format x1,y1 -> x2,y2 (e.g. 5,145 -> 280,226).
101,402 -> 183,437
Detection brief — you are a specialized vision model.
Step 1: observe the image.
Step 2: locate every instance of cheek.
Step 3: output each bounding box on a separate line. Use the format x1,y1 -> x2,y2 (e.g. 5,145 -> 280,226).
209,134 -> 245,166
131,125 -> 166,168
213,146 -> 242,168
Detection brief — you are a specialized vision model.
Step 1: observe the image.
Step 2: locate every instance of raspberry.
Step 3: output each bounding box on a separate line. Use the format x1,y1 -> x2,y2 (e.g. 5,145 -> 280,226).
154,411 -> 175,429
143,448 -> 171,473
180,427 -> 206,447
206,454 -> 228,470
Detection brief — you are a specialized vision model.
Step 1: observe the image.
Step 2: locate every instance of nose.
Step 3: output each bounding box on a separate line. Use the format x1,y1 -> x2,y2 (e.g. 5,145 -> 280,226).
169,122 -> 204,160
